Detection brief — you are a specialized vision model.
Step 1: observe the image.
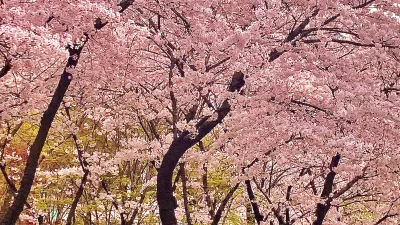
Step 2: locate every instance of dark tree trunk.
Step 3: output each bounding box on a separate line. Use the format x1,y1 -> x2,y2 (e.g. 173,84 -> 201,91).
66,169 -> 89,225
0,58 -> 11,79
211,183 -> 240,225
313,203 -> 331,225
157,72 -> 245,224
201,162 -> 215,218
126,192 -> 146,225
246,203 -> 255,225
157,101 -> 231,225
312,153 -> 340,225
0,2 -> 138,221
245,180 -> 264,225
0,42 -> 86,225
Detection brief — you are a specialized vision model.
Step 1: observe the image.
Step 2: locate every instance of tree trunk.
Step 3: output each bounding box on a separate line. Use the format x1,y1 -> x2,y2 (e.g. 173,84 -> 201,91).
157,72 -> 245,224
312,153 -> 340,225
0,42 -> 86,225
245,180 -> 263,224
246,203 -> 255,225
66,169 -> 89,225
211,183 -> 240,225
157,101 -> 230,225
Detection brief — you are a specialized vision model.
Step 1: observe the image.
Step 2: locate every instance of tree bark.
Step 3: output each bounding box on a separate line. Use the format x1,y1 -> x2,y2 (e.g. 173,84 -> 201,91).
157,72 -> 245,224
211,183 -> 240,225
245,180 -> 264,225
126,192 -> 146,225
202,162 -> 215,218
312,153 -> 340,225
0,41 -> 86,225
246,203 -> 255,225
66,169 -> 89,225
157,101 -> 231,225
0,58 -> 11,79
374,213 -> 399,225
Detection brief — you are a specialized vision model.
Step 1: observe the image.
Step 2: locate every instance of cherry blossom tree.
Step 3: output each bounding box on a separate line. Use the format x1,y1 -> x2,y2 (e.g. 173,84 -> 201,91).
1,0 -> 400,225
0,0 -> 135,223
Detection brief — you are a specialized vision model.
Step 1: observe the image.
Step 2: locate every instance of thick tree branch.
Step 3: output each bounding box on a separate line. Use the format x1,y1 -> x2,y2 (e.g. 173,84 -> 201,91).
66,169 -> 89,225
171,8 -> 190,33
269,9 -> 319,62
0,39 -> 87,224
64,105 -> 88,170
206,57 -> 231,72
211,183 -> 240,225
253,178 -> 285,224
291,100 -> 327,113
0,58 -> 11,79
312,153 -> 340,225
64,105 -> 91,225
321,14 -> 341,26
0,165 -> 17,193
245,180 -> 264,224
321,153 -> 340,198
202,161 -> 215,218
382,87 -> 400,96
285,185 -> 292,225
119,0 -> 134,13
374,213 -> 399,225
286,9 -> 319,42
353,0 -> 376,9
332,166 -> 367,199
157,100 -> 231,225
157,72 -> 245,225
303,39 -> 398,49
228,71 -> 245,92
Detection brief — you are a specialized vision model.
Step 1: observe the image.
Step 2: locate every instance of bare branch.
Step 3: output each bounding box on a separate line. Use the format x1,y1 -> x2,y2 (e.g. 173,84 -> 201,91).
374,213 -> 399,225
353,0 -> 377,9
206,57 -> 231,72
291,100 -> 327,113
211,183 -> 240,225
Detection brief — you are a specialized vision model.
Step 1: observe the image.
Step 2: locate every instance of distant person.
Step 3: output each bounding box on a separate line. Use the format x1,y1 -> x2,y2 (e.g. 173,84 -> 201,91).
38,215 -> 43,225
